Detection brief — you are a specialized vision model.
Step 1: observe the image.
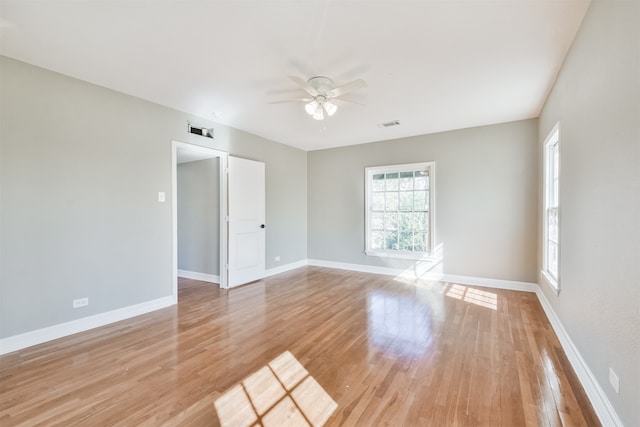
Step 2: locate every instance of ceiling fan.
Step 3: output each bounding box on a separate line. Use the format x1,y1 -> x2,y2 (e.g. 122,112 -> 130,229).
271,76 -> 367,120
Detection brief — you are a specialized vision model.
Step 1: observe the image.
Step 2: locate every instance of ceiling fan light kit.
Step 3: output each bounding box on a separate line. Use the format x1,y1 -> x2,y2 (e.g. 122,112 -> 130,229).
323,100 -> 337,116
282,75 -> 367,121
306,95 -> 337,120
312,106 -> 324,120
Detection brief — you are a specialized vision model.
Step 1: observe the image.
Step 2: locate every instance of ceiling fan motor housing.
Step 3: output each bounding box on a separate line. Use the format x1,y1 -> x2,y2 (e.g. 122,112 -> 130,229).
308,76 -> 334,96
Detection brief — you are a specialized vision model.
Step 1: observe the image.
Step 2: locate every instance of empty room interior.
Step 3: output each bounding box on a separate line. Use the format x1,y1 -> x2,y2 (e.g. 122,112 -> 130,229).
0,1 -> 638,426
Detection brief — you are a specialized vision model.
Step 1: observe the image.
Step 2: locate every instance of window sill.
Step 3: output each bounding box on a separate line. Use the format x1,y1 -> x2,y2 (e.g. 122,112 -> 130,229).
365,250 -> 434,261
540,270 -> 560,296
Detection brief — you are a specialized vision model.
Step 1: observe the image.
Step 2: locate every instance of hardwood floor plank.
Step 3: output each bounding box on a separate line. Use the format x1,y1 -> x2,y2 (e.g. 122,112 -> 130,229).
0,267 -> 599,426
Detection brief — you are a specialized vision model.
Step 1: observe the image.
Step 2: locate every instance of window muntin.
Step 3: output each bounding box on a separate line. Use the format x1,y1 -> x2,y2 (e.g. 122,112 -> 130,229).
543,125 -> 560,289
366,162 -> 434,259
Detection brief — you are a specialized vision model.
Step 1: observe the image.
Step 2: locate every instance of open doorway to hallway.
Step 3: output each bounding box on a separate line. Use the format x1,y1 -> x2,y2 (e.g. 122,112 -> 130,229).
172,141 -> 228,297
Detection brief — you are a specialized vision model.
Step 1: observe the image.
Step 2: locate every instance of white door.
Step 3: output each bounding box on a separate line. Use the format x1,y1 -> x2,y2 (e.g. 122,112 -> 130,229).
227,156 -> 266,288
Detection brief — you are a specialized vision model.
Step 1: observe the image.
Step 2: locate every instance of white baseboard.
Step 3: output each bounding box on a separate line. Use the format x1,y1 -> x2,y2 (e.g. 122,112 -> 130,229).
535,288 -> 623,427
308,258 -> 403,277
306,259 -> 538,292
264,260 -> 308,278
0,295 -> 176,356
177,269 -> 220,284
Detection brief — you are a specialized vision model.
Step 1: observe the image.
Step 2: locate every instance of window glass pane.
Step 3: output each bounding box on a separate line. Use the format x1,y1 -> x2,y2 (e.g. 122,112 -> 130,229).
548,143 -> 559,207
385,192 -> 398,211
547,241 -> 558,278
415,171 -> 428,190
413,232 -> 427,252
371,212 -> 384,230
385,173 -> 398,191
548,208 -> 558,243
399,232 -> 413,251
413,212 -> 427,231
399,192 -> 413,210
414,191 -> 428,211
384,212 -> 398,230
385,231 -> 398,250
399,172 -> 414,190
372,193 -> 385,211
371,231 -> 384,249
398,212 -> 412,231
372,174 -> 385,192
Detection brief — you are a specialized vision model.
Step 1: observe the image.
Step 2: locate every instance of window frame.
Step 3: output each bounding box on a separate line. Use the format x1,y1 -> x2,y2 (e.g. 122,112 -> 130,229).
542,123 -> 560,292
364,161 -> 435,260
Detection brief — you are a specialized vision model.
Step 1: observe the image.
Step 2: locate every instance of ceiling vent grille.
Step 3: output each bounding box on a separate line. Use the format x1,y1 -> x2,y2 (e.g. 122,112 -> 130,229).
188,122 -> 214,139
380,120 -> 400,128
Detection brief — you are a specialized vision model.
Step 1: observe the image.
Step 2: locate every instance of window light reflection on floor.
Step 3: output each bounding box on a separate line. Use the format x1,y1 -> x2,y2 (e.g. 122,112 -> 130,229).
368,291 -> 433,358
214,351 -> 337,427
445,284 -> 498,310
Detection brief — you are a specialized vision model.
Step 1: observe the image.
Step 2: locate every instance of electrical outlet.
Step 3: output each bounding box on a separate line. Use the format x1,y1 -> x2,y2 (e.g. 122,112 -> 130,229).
158,192 -> 166,203
275,256 -> 281,262
73,297 -> 89,308
609,368 -> 620,394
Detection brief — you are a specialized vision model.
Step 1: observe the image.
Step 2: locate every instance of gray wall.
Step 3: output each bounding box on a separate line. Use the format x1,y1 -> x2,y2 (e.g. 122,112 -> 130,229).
177,158 -> 219,277
0,56 -> 307,339
308,119 -> 539,283
537,1 -> 639,425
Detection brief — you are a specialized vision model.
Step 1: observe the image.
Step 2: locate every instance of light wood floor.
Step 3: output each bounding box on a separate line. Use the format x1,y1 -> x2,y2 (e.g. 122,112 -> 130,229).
0,267 -> 599,426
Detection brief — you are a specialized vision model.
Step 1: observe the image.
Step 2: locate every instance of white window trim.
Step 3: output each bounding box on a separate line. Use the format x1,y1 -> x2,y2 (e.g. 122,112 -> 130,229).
542,123 -> 560,294
365,161 -> 436,260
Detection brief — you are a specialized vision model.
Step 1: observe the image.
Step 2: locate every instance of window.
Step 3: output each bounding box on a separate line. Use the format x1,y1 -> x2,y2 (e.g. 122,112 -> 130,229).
543,124 -> 560,290
365,162 -> 435,259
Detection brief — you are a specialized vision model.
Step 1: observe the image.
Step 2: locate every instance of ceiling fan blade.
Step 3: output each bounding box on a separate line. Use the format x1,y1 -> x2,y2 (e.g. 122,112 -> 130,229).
334,98 -> 365,106
289,76 -> 318,96
268,98 -> 313,104
328,79 -> 367,98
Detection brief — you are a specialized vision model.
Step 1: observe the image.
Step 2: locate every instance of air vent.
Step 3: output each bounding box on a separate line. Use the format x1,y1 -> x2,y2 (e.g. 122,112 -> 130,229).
380,120 -> 400,128
187,122 -> 214,139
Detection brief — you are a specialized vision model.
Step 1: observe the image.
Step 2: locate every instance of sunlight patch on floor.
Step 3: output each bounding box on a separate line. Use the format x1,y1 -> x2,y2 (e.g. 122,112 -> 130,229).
215,351 -> 337,427
445,284 -> 498,310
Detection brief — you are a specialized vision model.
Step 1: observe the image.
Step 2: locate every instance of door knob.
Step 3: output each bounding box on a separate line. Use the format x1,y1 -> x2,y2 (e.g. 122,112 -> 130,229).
260,224 -> 266,229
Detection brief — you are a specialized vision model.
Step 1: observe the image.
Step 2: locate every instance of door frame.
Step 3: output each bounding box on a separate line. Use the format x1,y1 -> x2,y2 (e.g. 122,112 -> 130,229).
171,140 -> 229,296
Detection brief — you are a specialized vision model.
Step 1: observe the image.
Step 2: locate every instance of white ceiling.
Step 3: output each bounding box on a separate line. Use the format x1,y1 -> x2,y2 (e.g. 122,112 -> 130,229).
0,0 -> 590,151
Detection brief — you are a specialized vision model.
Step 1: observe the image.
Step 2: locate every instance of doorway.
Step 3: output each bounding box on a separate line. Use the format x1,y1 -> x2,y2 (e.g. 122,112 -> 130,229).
172,141 -> 228,296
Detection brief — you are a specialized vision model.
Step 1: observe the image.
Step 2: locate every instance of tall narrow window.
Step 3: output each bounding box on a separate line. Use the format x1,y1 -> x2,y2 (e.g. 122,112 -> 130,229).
365,162 -> 435,259
543,124 -> 560,290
